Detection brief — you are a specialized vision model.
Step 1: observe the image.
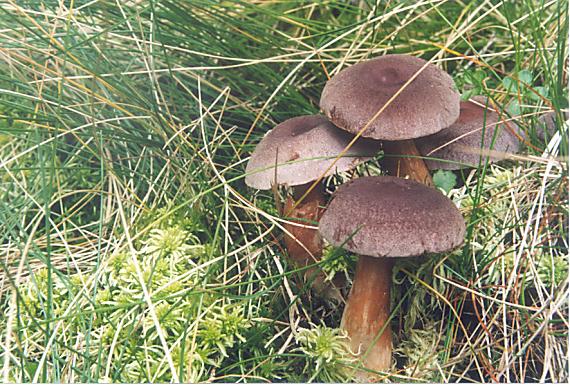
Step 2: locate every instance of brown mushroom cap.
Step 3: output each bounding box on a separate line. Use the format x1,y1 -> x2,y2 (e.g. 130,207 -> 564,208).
319,54 -> 460,141
536,110 -> 568,141
245,115 -> 380,190
319,176 -> 465,257
416,98 -> 521,170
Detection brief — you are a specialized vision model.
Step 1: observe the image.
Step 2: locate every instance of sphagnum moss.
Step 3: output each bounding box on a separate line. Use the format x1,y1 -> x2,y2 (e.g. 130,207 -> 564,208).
296,325 -> 357,382
6,221 -> 254,382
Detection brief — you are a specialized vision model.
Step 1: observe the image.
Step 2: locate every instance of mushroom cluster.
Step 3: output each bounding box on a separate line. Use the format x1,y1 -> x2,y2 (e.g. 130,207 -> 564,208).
244,54 -> 522,379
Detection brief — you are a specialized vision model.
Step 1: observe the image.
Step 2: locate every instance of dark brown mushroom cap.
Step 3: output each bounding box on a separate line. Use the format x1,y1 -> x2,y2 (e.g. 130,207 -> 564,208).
245,115 -> 380,190
536,110 -> 568,141
416,98 -> 521,170
319,176 -> 465,257
319,54 -> 460,141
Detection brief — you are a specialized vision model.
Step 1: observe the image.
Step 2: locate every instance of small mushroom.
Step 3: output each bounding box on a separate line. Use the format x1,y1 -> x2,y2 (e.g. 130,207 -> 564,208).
416,98 -> 522,170
320,54 -> 460,186
318,176 -> 465,378
535,110 -> 568,142
245,115 -> 379,297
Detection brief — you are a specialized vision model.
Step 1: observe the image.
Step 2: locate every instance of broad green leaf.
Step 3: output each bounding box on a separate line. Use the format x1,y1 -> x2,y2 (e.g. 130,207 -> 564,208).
503,77 -> 518,92
518,69 -> 533,85
529,86 -> 549,101
507,100 -> 521,116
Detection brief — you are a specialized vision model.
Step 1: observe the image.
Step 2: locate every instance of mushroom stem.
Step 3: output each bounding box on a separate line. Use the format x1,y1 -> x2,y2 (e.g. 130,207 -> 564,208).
282,183 -> 341,299
283,182 -> 325,267
382,139 -> 433,186
342,255 -> 393,376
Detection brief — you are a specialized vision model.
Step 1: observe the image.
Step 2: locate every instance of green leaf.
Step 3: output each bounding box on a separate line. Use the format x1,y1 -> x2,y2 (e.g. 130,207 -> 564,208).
518,69 -> 533,85
507,100 -> 521,116
433,170 -> 457,193
503,77 -> 518,92
464,69 -> 486,85
529,86 -> 549,101
461,88 -> 480,101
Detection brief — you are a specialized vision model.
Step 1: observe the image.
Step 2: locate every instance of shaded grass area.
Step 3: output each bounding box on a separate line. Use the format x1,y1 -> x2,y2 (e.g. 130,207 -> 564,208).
0,0 -> 568,382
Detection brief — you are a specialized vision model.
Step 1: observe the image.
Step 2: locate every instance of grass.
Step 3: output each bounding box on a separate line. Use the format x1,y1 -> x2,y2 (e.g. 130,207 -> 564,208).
0,0 -> 568,382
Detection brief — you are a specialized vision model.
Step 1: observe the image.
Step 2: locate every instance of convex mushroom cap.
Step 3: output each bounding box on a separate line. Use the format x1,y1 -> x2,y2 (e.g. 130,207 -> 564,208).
245,115 -> 379,190
320,54 -> 460,141
319,176 -> 465,257
416,98 -> 521,170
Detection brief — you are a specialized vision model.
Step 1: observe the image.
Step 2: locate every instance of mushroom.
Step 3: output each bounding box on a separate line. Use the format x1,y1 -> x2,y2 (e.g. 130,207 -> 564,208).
415,97 -> 522,170
318,176 -> 466,377
245,115 -> 379,297
320,54 -> 460,186
535,110 -> 568,142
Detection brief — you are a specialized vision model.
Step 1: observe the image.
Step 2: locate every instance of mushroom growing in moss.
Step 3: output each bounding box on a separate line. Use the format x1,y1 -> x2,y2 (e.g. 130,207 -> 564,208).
416,97 -> 522,170
245,115 -> 379,297
318,176 -> 465,378
320,54 -> 460,186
